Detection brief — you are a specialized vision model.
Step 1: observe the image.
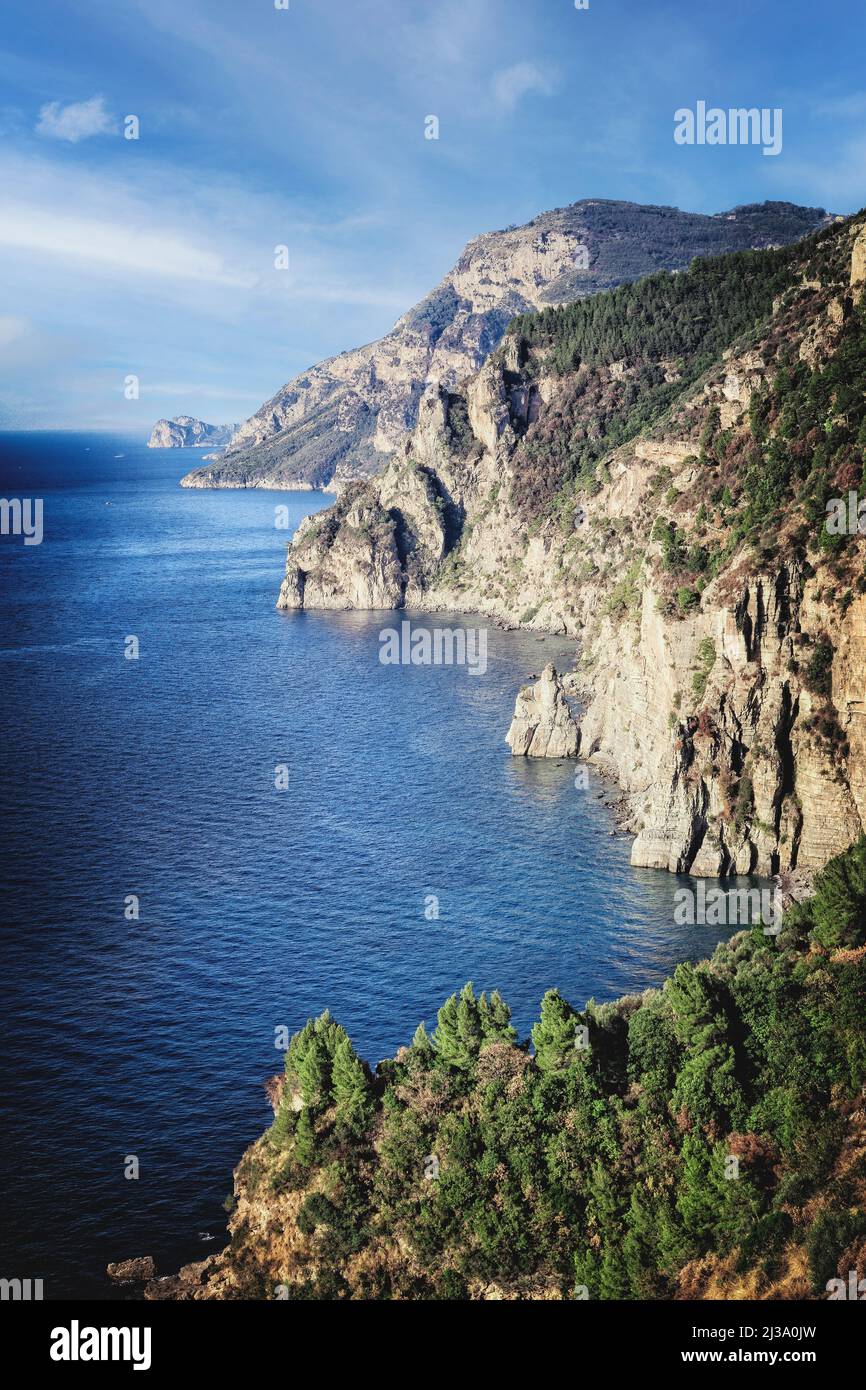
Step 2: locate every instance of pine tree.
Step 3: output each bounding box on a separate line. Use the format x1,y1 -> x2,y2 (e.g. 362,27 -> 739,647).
331,1035 -> 372,1134
432,993 -> 462,1066
676,1131 -> 720,1246
433,983 -> 482,1070
532,989 -> 579,1071
455,982 -> 483,1060
479,990 -> 517,1045
294,1105 -> 316,1167
296,1032 -> 329,1108
285,1019 -> 316,1083
809,834 -> 866,949
411,1021 -> 435,1059
623,1186 -> 669,1298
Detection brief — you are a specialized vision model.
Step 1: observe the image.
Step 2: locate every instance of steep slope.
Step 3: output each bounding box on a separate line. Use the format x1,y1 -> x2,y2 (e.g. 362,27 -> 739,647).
278,212 -> 866,881
180,200 -> 831,492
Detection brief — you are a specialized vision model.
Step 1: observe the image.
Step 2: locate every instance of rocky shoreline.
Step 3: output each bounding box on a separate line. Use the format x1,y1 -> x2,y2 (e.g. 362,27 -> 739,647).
274,216 -> 866,883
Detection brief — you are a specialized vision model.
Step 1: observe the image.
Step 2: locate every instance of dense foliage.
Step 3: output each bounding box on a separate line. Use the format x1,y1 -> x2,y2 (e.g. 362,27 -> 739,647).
503,209 -> 866,639
257,840 -> 866,1300
512,245 -> 798,378
506,243 -> 801,514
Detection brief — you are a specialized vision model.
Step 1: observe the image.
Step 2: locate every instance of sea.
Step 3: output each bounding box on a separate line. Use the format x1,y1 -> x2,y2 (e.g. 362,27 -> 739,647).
0,432 -> 744,1297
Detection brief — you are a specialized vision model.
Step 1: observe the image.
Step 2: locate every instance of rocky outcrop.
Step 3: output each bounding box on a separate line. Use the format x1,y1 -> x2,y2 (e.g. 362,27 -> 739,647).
275,210 -> 866,880
149,417 -> 237,449
852,223 -> 866,296
107,1256 -> 157,1283
183,200 -> 831,491
506,664 -> 579,757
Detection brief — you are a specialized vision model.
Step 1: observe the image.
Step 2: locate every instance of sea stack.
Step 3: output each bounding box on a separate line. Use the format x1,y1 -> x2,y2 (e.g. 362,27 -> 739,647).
506,664 -> 579,758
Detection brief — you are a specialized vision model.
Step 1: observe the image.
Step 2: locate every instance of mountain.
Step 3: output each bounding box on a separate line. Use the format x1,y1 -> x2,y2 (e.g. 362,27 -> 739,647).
148,416 -> 238,449
278,208 -> 866,884
122,209 -> 866,1309
179,200 -> 832,492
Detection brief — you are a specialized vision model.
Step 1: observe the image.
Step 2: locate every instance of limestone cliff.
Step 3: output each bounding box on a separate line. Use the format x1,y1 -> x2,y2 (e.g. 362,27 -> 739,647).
278,210 -> 866,880
148,416 -> 237,449
505,664 -> 579,757
182,201 -> 831,491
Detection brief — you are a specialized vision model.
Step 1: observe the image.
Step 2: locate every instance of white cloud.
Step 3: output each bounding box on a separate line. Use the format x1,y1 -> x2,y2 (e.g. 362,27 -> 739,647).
0,202 -> 259,289
36,95 -> 116,143
0,151 -> 424,321
0,315 -> 32,349
491,62 -> 557,113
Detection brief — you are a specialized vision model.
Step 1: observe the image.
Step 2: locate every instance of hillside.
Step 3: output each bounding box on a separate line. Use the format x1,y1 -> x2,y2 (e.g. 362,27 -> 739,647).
137,837 -> 866,1301
278,210 -> 866,882
179,200 -> 831,492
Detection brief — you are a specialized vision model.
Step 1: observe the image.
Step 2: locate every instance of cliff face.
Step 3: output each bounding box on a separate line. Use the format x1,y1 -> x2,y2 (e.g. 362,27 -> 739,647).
278,211 -> 866,880
148,416 -> 237,449
181,200 -> 831,491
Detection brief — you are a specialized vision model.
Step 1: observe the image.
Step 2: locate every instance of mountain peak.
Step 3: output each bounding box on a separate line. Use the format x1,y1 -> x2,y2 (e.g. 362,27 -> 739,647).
180,198 -> 833,493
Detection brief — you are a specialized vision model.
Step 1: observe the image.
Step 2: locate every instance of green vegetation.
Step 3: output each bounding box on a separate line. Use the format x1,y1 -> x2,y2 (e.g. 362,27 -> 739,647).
512,246 -> 798,378
258,840 -> 866,1300
506,243 -> 803,513
804,640 -> 834,698
603,557 -> 643,619
691,637 -> 717,704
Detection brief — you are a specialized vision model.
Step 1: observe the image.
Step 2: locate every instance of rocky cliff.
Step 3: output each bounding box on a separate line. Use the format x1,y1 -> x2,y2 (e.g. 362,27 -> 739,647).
180,201 -> 831,491
148,416 -> 237,449
278,211 -> 866,881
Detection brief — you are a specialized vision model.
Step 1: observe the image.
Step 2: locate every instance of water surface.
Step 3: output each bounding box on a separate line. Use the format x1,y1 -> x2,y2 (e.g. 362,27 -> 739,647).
0,433 -> 738,1296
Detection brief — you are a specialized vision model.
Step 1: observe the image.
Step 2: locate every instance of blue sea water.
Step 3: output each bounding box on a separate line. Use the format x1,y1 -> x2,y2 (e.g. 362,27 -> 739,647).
0,432 -> 741,1298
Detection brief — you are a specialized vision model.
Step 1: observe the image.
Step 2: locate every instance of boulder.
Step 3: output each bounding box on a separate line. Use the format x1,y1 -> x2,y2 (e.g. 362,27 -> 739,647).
107,1256 -> 157,1283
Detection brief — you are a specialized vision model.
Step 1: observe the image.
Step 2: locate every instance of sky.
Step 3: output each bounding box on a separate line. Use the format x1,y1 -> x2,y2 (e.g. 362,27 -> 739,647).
1,0 -> 865,431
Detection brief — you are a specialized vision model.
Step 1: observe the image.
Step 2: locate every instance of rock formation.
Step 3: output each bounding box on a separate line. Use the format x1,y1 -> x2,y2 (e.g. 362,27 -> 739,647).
852,223 -> 866,295
107,1256 -> 157,1283
276,209 -> 866,880
148,417 -> 237,449
506,664 -> 579,757
182,200 -> 831,491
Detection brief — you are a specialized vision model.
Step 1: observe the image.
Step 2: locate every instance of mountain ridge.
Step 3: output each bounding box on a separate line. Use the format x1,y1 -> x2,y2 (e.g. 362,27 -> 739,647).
179,199 -> 833,492
277,209 -> 866,884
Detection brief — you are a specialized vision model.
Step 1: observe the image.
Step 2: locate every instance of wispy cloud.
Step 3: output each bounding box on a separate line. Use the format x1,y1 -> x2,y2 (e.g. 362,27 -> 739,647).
36,94 -> 115,142
811,91 -> 866,120
0,314 -> 32,350
764,134 -> 866,207
0,202 -> 258,289
491,62 -> 558,113
0,150 -> 424,312
140,381 -> 257,401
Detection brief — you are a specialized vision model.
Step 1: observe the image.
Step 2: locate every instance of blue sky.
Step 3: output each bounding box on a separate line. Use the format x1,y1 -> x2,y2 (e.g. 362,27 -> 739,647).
1,0 -> 865,430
